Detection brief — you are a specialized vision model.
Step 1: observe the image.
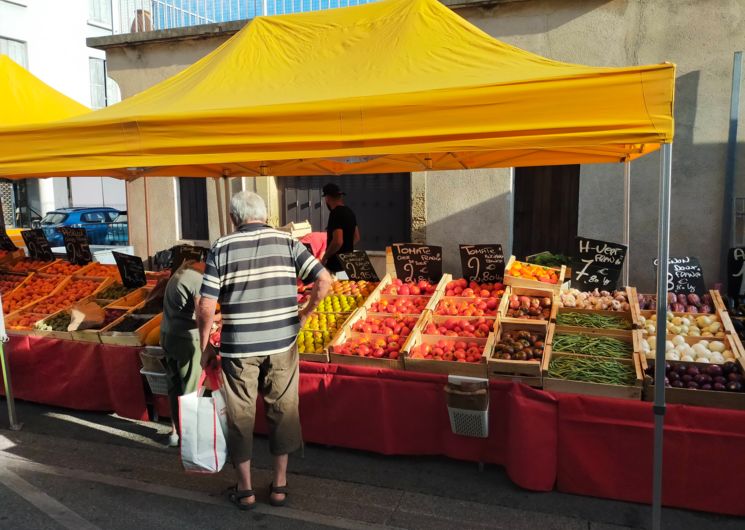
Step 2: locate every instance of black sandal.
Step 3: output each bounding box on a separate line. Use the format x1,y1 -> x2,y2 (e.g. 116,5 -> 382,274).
269,483 -> 289,507
226,485 -> 256,511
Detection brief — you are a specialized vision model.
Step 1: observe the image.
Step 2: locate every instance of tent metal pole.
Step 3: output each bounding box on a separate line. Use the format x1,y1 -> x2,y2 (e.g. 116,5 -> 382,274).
0,294 -> 22,430
722,51 -> 742,280
224,176 -> 232,232
216,177 -> 226,237
652,142 -> 672,530
623,160 -> 631,286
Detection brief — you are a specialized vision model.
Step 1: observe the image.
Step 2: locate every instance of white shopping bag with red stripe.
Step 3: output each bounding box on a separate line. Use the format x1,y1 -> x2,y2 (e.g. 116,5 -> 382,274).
179,367 -> 228,473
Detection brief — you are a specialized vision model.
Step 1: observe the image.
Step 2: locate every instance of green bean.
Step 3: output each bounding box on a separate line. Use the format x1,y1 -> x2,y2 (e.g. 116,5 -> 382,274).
551,333 -> 632,359
548,355 -> 636,386
556,312 -> 632,330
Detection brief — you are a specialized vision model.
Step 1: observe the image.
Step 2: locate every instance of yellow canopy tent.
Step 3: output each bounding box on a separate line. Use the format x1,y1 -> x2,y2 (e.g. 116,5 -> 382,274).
0,0 -> 673,179
0,54 -> 90,243
0,55 -> 89,127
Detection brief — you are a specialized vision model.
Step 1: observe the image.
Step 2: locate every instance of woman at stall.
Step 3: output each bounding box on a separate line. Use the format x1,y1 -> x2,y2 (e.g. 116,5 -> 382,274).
160,259 -> 207,447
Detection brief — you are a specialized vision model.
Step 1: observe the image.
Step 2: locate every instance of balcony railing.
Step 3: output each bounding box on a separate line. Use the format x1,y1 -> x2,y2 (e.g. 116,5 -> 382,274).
116,0 -> 378,34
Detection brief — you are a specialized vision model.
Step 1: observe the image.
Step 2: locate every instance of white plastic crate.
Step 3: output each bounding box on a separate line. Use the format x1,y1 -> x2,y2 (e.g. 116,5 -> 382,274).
140,368 -> 169,396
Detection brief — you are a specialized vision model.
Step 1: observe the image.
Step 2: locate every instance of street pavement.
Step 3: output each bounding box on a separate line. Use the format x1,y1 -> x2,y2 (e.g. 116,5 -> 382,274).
0,399 -> 742,529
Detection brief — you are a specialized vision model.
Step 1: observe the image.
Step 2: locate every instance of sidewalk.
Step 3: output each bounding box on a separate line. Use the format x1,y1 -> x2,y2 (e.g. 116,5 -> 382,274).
0,400 -> 742,529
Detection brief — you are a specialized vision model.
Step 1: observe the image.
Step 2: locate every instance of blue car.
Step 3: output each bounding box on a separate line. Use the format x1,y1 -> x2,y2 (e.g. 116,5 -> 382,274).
39,207 -> 125,247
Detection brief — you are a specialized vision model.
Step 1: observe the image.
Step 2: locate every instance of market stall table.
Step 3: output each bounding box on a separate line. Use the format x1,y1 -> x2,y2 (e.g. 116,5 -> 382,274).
3,336 -> 744,517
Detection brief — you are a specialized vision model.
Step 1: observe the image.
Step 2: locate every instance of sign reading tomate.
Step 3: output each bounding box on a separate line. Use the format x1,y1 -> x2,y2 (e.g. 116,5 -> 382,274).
391,243 -> 443,284
459,244 -> 505,283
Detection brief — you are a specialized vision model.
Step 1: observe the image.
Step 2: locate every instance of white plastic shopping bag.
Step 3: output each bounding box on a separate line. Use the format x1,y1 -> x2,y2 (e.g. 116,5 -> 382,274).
179,369 -> 228,473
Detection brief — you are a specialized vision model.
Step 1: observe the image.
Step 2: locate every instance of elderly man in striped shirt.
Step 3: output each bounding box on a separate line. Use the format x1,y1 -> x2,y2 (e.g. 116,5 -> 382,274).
197,191 -> 332,511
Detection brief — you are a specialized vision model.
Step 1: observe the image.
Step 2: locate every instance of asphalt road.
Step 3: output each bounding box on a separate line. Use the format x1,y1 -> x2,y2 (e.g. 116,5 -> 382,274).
0,399 -> 742,529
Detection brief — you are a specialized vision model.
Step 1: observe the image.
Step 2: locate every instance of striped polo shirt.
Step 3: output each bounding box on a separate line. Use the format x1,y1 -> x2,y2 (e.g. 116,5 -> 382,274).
200,223 -> 324,358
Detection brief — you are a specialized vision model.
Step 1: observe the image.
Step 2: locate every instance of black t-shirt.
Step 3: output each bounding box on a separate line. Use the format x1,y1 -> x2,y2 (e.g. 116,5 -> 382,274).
326,205 -> 357,272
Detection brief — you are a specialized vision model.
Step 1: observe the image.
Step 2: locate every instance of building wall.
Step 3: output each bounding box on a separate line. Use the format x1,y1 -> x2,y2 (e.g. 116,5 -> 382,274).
95,0 -> 745,286
460,0 -> 745,290
0,0 -> 126,224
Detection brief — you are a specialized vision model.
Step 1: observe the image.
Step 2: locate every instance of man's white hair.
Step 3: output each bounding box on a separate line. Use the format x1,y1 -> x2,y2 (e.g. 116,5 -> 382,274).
230,191 -> 267,224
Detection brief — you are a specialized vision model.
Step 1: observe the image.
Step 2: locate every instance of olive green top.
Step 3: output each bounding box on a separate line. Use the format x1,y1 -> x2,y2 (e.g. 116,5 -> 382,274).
160,266 -> 203,339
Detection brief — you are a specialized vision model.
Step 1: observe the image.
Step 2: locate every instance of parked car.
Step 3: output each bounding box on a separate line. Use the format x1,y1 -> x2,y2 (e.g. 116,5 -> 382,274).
39,207 -> 123,247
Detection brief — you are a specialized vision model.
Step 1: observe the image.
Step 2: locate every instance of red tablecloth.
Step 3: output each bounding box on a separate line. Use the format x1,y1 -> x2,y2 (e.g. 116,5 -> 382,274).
3,336 -> 744,516
1,335 -> 148,420
299,232 -> 326,260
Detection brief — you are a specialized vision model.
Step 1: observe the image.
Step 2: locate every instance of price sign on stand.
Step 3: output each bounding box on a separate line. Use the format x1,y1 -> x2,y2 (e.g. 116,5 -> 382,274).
391,243 -> 443,284
57,227 -> 93,265
653,256 -> 706,296
20,229 -> 54,262
337,251 -> 380,282
459,244 -> 504,283
571,237 -> 627,290
0,227 -> 17,251
727,247 -> 745,301
171,244 -> 209,273
113,251 -> 147,288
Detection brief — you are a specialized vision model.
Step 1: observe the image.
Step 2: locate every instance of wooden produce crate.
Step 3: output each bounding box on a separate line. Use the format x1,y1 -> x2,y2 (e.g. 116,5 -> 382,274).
638,310 -> 729,341
554,307 -> 635,337
626,286 -> 642,327
487,320 -> 548,386
542,350 -> 643,400
100,313 -> 162,346
710,290 -> 736,335
640,356 -> 745,411
71,305 -> 134,344
402,324 -> 492,378
4,274 -> 71,319
417,310 -> 496,339
103,286 -> 150,309
328,326 -> 405,370
503,256 -> 565,294
298,311 -> 354,362
32,307 -> 75,341
5,310 -> 48,336
499,285 -> 557,326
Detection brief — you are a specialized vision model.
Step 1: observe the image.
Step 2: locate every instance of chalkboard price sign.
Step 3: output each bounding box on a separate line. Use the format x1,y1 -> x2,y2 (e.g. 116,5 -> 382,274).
391,243 -> 443,284
113,251 -> 147,288
459,244 -> 505,283
337,251 -> 380,282
171,244 -> 209,273
572,237 -> 628,290
20,229 -> 54,262
57,227 -> 93,265
727,247 -> 745,301
0,226 -> 17,251
653,256 -> 706,296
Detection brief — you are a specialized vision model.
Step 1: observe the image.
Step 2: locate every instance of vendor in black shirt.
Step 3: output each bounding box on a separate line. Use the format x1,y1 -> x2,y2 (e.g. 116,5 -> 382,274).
321,183 -> 360,273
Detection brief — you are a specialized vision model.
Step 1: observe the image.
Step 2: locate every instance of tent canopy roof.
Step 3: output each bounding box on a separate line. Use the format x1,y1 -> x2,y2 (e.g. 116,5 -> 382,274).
0,55 -> 89,127
0,0 -> 674,179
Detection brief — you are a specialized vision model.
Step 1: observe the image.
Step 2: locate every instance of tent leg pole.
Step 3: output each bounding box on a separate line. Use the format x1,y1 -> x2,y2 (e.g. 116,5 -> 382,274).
652,143 -> 672,530
216,178 -> 226,237
623,160 -> 631,286
143,178 -> 152,260
0,295 -> 21,431
224,177 -> 232,232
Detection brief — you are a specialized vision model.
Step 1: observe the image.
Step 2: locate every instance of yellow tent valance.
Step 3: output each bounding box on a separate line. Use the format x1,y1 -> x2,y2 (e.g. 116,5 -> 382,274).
0,0 -> 674,179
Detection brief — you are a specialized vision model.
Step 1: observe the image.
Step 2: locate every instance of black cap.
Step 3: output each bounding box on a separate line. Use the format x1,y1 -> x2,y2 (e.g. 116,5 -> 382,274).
322,183 -> 345,197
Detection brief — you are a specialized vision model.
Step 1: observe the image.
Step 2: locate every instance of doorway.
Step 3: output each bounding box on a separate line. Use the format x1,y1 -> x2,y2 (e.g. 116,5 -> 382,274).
279,174 -> 411,251
512,165 -> 579,259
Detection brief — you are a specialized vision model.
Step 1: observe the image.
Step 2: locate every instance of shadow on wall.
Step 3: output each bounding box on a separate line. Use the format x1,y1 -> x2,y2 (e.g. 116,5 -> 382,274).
579,70 -> 745,292
425,191 -> 512,276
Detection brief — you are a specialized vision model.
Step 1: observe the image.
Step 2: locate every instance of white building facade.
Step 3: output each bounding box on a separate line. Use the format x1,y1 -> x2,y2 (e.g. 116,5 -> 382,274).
0,0 -> 126,226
